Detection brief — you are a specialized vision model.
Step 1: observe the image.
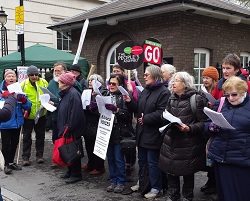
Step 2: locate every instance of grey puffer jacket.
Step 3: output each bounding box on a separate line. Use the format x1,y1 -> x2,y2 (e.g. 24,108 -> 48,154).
159,88 -> 208,176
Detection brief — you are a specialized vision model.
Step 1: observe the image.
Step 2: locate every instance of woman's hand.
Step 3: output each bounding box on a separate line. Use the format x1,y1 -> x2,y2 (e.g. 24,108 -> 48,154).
138,113 -> 144,125
123,94 -> 131,102
177,123 -> 190,132
126,82 -> 133,93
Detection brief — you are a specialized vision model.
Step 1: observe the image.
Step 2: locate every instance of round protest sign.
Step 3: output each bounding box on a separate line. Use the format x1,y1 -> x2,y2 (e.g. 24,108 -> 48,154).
116,41 -> 144,70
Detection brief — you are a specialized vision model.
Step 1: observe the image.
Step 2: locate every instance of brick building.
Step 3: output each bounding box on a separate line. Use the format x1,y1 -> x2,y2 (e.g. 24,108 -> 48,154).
48,0 -> 250,87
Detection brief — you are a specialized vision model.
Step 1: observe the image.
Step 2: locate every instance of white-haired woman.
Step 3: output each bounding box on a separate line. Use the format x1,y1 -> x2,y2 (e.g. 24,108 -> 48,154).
161,64 -> 176,88
159,72 -> 208,201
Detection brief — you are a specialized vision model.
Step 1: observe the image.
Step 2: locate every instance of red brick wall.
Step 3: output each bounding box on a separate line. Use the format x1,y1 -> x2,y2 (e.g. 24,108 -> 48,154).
71,11 -> 250,80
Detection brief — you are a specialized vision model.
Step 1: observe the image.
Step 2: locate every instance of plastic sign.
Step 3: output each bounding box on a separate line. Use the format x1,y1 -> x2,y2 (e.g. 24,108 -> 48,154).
143,38 -> 162,66
116,41 -> 144,70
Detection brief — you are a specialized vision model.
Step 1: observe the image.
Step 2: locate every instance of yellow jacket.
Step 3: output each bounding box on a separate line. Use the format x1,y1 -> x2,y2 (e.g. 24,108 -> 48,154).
21,78 -> 48,119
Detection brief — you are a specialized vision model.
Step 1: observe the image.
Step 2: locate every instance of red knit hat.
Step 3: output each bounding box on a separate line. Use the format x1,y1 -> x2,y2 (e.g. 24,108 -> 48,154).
58,71 -> 75,86
202,66 -> 219,81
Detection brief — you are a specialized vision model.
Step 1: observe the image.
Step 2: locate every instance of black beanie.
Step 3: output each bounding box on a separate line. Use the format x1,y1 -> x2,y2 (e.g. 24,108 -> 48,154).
70,64 -> 82,73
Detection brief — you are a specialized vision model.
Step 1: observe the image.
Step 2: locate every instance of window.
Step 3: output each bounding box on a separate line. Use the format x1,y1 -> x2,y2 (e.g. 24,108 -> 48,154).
240,52 -> 250,69
57,31 -> 71,52
194,48 -> 210,89
106,41 -> 123,79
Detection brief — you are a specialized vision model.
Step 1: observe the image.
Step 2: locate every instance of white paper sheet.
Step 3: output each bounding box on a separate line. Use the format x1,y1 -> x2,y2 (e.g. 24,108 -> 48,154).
81,89 -> 92,109
40,87 -> 57,99
95,95 -> 112,116
136,86 -> 144,92
39,94 -> 57,112
0,101 -> 5,109
203,107 -> 235,129
92,80 -> 102,96
162,109 -> 182,124
118,86 -> 129,96
93,114 -> 115,160
7,82 -> 25,94
201,86 -> 216,104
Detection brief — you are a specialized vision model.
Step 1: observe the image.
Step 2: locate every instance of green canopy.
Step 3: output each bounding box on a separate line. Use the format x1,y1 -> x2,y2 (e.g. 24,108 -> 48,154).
0,43 -> 90,81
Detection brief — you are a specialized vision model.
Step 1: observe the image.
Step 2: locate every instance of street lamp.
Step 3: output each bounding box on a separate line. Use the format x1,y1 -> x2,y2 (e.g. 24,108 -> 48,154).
0,6 -> 8,56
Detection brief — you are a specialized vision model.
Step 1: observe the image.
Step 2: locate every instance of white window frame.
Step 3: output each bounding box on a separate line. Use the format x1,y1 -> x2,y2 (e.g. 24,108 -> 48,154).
194,48 -> 210,89
106,41 -> 124,79
240,52 -> 250,68
57,31 -> 72,52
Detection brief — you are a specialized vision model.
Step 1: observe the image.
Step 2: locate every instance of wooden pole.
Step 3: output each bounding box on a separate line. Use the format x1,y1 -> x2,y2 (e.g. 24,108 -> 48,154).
87,64 -> 96,80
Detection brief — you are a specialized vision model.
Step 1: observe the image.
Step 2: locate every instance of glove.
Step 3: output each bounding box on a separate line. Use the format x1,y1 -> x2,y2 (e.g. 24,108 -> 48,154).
16,94 -> 27,103
89,101 -> 97,111
105,103 -> 118,112
209,122 -> 221,132
1,91 -> 15,99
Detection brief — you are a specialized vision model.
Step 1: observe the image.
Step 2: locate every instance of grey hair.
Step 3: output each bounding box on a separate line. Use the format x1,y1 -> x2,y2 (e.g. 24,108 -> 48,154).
145,65 -> 163,82
161,64 -> 176,75
53,62 -> 67,70
168,71 -> 195,92
88,74 -> 104,85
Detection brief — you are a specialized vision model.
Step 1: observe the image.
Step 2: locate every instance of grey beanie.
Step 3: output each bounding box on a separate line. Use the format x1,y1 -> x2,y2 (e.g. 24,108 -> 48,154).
27,65 -> 39,76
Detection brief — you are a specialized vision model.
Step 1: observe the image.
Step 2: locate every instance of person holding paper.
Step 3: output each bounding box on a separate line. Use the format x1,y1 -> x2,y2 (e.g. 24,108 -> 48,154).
112,63 -> 138,177
200,66 -> 219,195
82,74 -> 108,175
20,65 -> 48,166
105,74 -> 134,193
212,53 -> 250,100
123,65 -> 170,199
57,72 -> 85,184
204,76 -> 250,201
0,70 -> 31,174
159,72 -> 208,201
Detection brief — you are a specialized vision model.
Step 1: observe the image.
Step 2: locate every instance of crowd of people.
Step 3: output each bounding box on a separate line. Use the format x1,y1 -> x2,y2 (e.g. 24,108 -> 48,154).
1,53 -> 250,201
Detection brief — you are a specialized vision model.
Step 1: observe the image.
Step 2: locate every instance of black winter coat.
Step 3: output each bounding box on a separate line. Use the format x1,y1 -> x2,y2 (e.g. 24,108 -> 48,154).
159,88 -> 207,176
109,90 -> 134,145
127,83 -> 170,149
84,86 -> 109,140
57,86 -> 86,139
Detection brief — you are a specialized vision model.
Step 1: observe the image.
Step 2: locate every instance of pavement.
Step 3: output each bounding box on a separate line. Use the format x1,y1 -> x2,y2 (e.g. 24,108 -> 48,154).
0,131 -> 216,201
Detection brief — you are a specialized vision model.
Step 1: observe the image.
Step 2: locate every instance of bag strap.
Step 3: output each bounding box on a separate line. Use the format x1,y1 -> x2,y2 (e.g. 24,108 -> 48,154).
190,94 -> 196,114
62,126 -> 69,138
217,97 -> 225,113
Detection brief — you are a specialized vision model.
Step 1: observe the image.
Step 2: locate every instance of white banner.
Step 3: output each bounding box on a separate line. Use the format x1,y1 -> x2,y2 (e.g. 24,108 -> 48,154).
17,66 -> 28,83
73,18 -> 89,65
93,113 -> 114,160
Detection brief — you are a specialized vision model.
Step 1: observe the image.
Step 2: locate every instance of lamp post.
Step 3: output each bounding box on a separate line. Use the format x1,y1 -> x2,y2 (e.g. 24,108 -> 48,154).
0,6 -> 8,57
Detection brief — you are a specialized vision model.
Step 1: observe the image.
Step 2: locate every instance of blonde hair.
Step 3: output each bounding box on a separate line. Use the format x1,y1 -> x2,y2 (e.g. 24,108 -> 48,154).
222,76 -> 248,95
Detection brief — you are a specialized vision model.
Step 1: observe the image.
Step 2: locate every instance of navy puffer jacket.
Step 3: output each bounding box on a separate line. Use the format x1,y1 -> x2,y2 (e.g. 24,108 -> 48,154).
205,95 -> 250,167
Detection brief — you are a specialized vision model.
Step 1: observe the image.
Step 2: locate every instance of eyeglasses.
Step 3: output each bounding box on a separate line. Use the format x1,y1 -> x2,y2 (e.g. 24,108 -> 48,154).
224,93 -> 238,98
109,82 -> 117,86
143,73 -> 150,77
29,74 -> 38,77
173,79 -> 182,83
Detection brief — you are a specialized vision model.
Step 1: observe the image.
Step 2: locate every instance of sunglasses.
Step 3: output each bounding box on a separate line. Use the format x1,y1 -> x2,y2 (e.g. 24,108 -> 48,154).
224,93 -> 238,98
109,82 -> 117,86
29,74 -> 38,77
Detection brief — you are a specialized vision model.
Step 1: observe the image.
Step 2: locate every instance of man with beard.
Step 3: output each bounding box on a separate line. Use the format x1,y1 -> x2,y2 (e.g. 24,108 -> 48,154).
48,62 -> 67,146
